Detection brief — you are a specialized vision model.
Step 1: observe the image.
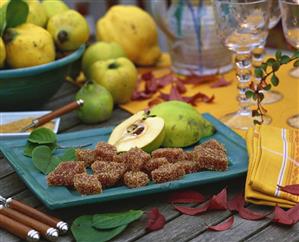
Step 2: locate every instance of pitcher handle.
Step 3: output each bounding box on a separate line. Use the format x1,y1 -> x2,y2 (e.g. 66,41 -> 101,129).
151,0 -> 178,42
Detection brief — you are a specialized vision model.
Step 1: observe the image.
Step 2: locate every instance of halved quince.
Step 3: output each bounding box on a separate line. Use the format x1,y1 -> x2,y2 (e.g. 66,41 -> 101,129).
108,111 -> 165,153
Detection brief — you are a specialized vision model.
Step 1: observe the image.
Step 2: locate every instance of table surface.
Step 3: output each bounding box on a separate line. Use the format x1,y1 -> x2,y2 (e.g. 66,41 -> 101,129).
1,81 -> 299,242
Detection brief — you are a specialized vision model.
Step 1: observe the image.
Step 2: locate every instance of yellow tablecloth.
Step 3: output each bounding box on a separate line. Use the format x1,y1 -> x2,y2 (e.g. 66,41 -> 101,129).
120,53 -> 299,137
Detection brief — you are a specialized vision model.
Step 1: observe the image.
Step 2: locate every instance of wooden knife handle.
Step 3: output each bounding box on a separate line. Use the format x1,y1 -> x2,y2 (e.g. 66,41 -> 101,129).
35,99 -> 84,127
0,206 -> 51,235
7,199 -> 60,228
0,213 -> 38,241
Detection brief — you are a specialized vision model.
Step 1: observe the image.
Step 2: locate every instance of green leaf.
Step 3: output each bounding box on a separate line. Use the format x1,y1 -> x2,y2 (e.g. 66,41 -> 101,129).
275,50 -> 282,60
28,127 -> 57,144
0,5 -> 7,36
258,92 -> 264,101
71,215 -> 127,242
263,84 -> 272,91
23,142 -> 57,157
280,55 -> 290,64
254,68 -> 263,78
253,119 -> 262,125
59,148 -> 76,161
272,61 -> 280,72
32,145 -> 53,174
266,58 -> 275,66
252,110 -> 260,117
294,60 -> 299,67
92,210 -> 143,229
6,0 -> 29,28
261,63 -> 267,72
271,74 -> 279,86
245,90 -> 254,98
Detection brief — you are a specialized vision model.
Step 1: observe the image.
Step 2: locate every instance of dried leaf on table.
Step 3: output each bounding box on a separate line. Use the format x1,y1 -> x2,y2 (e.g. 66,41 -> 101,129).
208,188 -> 228,211
278,184 -> 299,196
173,203 -> 210,216
182,92 -> 215,105
175,79 -> 187,93
238,207 -> 269,221
180,74 -> 216,85
227,193 -> 245,212
210,76 -> 232,88
272,206 -> 295,226
208,216 -> 234,231
286,203 -> 299,223
168,190 -> 205,204
131,90 -> 153,100
146,208 -> 166,232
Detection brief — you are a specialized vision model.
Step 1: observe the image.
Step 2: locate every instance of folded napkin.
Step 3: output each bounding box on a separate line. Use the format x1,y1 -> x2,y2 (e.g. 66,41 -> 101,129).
245,125 -> 299,208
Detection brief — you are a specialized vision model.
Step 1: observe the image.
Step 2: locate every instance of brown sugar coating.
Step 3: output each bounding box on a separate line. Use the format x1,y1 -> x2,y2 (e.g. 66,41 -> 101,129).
151,148 -> 186,163
95,142 -> 117,161
115,147 -> 151,171
175,160 -> 202,174
143,157 -> 169,174
74,173 -> 102,195
151,163 -> 185,183
47,161 -> 86,186
123,171 -> 150,188
194,139 -> 227,153
75,149 -> 97,167
91,160 -> 126,187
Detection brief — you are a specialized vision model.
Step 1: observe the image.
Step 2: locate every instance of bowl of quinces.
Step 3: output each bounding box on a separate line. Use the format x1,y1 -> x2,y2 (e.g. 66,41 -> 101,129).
0,0 -> 88,110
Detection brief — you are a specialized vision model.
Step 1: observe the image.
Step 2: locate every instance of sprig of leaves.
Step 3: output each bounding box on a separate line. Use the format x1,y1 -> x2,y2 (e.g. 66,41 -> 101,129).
246,50 -> 299,125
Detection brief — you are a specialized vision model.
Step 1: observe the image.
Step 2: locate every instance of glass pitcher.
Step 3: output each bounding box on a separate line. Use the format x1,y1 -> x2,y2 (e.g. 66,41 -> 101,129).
151,0 -> 233,76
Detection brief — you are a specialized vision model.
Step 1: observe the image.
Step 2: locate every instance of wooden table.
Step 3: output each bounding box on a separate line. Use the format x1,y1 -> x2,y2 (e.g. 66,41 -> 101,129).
1,81 -> 298,242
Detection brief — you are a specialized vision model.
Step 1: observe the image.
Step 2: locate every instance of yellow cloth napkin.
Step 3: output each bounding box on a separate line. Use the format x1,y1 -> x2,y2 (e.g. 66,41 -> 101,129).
245,125 -> 299,208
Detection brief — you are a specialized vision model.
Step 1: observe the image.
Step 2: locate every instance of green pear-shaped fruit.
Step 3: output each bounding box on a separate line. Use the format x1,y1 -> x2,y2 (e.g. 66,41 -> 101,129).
150,101 -> 215,147
82,41 -> 126,79
90,57 -> 137,104
75,83 -> 113,124
108,111 -> 165,153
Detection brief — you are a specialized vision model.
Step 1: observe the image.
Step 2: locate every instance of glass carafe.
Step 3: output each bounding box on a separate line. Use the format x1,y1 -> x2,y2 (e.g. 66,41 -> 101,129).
151,0 -> 233,76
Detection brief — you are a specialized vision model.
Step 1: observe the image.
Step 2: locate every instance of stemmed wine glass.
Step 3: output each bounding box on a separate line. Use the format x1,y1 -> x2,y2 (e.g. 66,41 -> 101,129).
212,0 -> 271,130
252,0 -> 283,104
279,0 -> 299,129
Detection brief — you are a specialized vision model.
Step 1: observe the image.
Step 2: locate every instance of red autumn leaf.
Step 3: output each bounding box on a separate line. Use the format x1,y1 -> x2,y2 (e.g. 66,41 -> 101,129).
238,207 -> 269,221
141,72 -> 154,81
272,206 -> 294,226
169,85 -> 185,101
168,190 -> 205,204
146,208 -> 166,232
174,203 -> 210,216
227,193 -> 245,212
208,216 -> 234,231
145,78 -> 159,94
131,90 -> 153,100
208,188 -> 228,211
183,92 -> 215,105
278,184 -> 299,196
210,76 -> 231,88
175,79 -> 187,93
156,73 -> 174,87
286,203 -> 299,223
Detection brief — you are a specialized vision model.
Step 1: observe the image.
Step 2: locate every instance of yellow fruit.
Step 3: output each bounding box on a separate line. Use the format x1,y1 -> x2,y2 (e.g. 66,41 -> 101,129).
47,10 -> 89,51
41,0 -> 69,18
96,5 -> 161,66
0,38 -> 6,68
26,0 -> 48,27
4,23 -> 55,68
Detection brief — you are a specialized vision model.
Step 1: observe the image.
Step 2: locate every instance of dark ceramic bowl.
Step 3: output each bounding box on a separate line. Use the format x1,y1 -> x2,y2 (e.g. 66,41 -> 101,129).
0,45 -> 85,111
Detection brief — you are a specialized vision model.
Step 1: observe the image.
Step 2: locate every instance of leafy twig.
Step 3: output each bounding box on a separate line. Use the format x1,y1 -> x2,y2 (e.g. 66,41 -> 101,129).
246,50 -> 299,124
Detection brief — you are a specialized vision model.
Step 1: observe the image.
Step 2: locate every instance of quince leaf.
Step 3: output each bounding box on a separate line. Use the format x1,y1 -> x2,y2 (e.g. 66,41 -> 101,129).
6,0 -> 29,28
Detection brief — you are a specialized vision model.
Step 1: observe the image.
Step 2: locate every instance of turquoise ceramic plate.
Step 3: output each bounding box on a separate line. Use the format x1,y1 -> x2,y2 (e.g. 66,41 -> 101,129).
0,113 -> 248,209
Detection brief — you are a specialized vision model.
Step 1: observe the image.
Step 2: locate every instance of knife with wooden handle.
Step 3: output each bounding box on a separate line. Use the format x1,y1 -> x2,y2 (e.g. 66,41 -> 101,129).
20,99 -> 84,132
1,196 -> 68,234
0,205 -> 58,241
0,213 -> 40,242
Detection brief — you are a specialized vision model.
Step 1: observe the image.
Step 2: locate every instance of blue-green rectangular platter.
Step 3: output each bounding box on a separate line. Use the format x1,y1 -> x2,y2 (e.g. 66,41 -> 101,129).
0,113 -> 248,209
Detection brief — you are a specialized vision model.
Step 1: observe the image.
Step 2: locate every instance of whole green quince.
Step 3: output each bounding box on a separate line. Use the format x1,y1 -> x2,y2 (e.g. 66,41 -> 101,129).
82,41 -> 126,79
90,57 -> 137,104
75,83 -> 113,124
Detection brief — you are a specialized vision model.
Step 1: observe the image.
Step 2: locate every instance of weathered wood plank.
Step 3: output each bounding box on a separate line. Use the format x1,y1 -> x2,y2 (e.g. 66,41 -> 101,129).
0,173 -> 26,198
244,223 -> 299,242
0,157 -> 14,179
